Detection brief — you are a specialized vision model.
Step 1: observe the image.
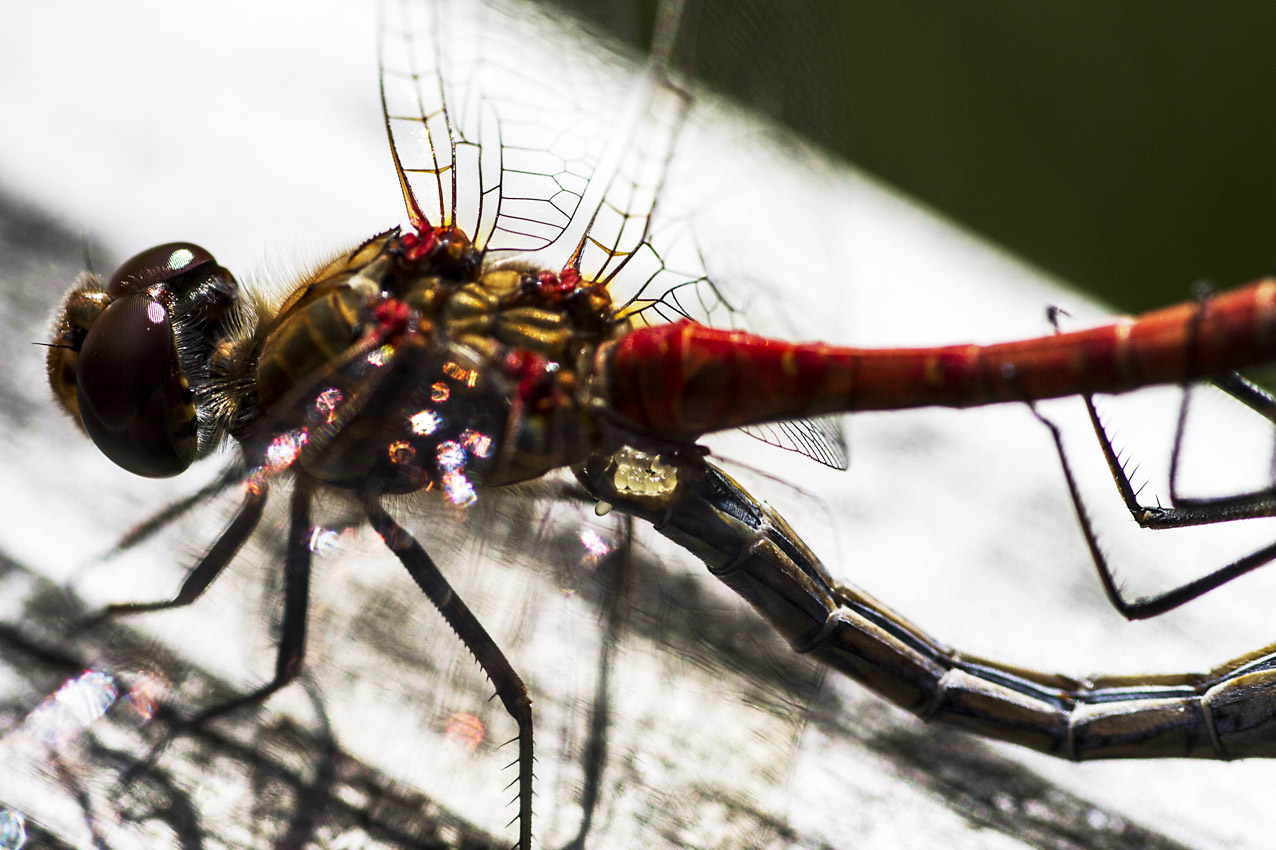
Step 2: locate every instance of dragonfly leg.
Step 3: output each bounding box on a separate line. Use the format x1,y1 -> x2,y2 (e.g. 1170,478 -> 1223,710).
186,479 -> 312,726
1168,370 -> 1276,506
1038,402 -> 1276,618
1169,282 -> 1276,502
79,482 -> 267,629
106,463 -> 245,557
1086,383 -> 1276,528
110,481 -> 308,791
363,495 -> 534,850
1043,289 -> 1276,615
1047,293 -> 1276,523
577,449 -> 1276,760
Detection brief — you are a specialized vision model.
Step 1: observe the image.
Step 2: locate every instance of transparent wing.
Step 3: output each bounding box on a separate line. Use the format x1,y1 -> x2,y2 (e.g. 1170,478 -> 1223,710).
380,0 -> 849,469
380,0 -> 636,259
742,416 -> 850,471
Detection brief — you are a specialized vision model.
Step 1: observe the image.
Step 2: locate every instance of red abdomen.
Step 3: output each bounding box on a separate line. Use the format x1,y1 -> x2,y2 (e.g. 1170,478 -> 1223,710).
603,279 -> 1276,436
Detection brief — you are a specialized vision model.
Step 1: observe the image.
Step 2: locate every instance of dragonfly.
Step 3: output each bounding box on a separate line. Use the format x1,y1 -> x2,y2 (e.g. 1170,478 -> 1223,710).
16,0 -> 1276,847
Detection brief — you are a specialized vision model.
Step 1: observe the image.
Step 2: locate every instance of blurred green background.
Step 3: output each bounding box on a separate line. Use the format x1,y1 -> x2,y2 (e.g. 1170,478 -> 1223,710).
550,0 -> 1276,313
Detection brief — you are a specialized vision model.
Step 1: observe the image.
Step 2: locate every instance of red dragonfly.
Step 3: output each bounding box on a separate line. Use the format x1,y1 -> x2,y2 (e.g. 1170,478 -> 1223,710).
21,0 -> 1276,847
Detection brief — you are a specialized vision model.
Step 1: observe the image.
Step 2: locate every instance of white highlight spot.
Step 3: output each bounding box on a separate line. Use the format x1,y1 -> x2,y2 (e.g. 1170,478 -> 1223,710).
409,409 -> 442,435
167,247 -> 195,270
0,810 -> 27,850
2,670 -> 118,753
264,428 -> 309,472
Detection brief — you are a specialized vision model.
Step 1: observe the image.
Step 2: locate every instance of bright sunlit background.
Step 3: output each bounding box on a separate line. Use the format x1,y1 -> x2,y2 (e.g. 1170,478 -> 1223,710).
2,3 -> 1275,848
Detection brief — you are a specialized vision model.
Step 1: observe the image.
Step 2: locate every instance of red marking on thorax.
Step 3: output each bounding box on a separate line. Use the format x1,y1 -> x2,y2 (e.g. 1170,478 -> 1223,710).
536,267 -> 584,300
400,228 -> 437,263
558,268 -> 582,289
504,349 -> 563,410
372,298 -> 412,338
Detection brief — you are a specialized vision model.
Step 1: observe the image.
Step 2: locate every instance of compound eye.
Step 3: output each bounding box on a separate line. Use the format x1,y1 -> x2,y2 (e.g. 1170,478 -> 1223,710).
107,242 -> 216,296
74,293 -> 195,477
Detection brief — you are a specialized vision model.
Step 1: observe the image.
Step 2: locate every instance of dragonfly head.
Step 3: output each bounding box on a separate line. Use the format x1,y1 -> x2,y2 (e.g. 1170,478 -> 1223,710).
47,242 -> 243,478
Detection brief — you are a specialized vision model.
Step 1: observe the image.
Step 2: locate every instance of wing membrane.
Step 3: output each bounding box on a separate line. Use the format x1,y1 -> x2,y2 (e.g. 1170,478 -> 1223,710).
380,0 -> 847,469
381,0 -> 626,255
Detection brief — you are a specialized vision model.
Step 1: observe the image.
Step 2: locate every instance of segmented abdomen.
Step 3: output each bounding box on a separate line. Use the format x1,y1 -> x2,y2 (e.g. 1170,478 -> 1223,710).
603,279 -> 1276,435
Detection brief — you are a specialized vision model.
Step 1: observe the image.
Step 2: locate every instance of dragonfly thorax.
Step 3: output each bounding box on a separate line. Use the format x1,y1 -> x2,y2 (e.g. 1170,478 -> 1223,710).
245,229 -> 626,495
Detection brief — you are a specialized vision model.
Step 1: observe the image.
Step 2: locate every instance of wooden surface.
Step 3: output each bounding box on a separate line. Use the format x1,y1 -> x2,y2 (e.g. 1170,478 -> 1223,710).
1,2 -> 1274,848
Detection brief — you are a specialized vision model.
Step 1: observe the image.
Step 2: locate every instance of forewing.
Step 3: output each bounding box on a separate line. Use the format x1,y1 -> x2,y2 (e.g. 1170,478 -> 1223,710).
380,0 -> 631,257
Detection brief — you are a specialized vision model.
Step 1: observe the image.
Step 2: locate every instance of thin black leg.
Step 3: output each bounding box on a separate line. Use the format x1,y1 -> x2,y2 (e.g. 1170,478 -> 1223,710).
1084,392 -> 1276,528
113,481 -> 308,789
82,483 -> 268,627
107,462 -> 246,557
1048,295 -> 1276,526
363,495 -> 534,850
1035,401 -> 1276,619
1168,371 -> 1276,508
186,480 -> 313,726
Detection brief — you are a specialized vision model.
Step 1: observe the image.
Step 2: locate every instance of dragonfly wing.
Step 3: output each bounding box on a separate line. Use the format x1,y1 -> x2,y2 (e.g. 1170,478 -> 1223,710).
742,416 -> 851,471
380,0 -> 636,256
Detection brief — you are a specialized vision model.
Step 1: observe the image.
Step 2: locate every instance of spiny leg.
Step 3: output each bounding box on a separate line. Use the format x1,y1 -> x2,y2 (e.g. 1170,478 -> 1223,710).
362,496 -> 534,850
1036,400 -> 1276,618
1086,380 -> 1276,529
1054,286 -> 1276,524
1042,300 -> 1276,616
80,482 -> 268,629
